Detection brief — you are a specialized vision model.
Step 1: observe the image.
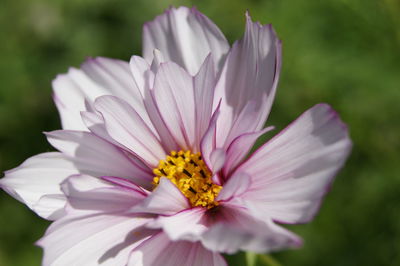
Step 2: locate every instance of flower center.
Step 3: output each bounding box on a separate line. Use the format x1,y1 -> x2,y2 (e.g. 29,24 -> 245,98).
152,150 -> 222,209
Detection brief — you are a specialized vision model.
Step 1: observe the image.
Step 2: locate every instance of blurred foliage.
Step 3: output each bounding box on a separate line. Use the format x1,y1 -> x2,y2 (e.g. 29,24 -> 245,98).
0,0 -> 399,265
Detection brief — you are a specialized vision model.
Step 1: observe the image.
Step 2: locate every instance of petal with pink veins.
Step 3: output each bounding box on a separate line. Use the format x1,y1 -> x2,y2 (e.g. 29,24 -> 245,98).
200,205 -> 302,254
130,178 -> 190,215
152,62 -> 196,150
61,175 -> 146,213
46,130 -> 152,189
223,126 -> 274,177
148,207 -> 208,242
93,95 -> 166,167
143,6 -> 229,75
237,104 -> 352,224
213,13 -> 281,149
37,211 -> 154,266
53,57 -> 151,131
129,232 -> 227,266
0,152 -> 77,220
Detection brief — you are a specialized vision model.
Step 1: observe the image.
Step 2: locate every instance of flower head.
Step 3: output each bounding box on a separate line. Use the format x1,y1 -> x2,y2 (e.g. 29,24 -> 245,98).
0,6 -> 352,266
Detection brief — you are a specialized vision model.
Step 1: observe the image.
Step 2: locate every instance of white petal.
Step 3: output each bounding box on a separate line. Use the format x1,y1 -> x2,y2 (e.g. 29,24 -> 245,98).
94,95 -> 166,167
238,104 -> 352,223
46,130 -> 152,188
129,232 -> 227,266
143,6 -> 229,75
130,178 -> 189,215
53,57 -> 152,131
214,14 -> 281,148
37,212 -> 153,266
0,152 -> 77,220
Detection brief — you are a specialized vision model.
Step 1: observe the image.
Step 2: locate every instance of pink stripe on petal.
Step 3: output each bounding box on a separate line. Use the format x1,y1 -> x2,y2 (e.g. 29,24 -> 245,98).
101,176 -> 149,196
94,95 -> 166,167
237,104 -> 352,224
223,126 -> 274,177
46,130 -> 153,189
0,152 -> 77,220
129,232 -> 227,266
153,62 -> 196,150
61,175 -> 145,213
143,6 -> 229,75
213,13 -> 281,149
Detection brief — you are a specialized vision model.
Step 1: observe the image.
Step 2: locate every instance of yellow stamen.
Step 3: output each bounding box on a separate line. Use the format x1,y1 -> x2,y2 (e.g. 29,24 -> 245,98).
153,150 -> 222,209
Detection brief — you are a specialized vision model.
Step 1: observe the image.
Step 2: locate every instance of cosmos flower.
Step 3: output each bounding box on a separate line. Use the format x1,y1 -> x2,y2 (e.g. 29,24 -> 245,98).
0,6 -> 352,266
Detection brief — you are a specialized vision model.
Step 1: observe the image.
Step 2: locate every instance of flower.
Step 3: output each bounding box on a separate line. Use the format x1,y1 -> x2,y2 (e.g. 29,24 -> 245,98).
0,6 -> 352,266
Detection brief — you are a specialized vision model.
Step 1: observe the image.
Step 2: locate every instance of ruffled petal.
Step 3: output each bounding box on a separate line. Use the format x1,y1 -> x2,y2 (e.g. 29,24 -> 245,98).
46,130 -> 152,188
93,95 -> 166,167
53,57 -> 150,131
213,13 -> 281,148
237,104 -> 352,224
130,178 -> 189,215
143,6 -> 229,75
129,232 -> 227,266
37,212 -> 154,266
0,152 -> 77,220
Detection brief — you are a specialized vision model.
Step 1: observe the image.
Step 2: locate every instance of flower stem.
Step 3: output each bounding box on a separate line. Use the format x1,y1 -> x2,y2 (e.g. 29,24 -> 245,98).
258,254 -> 283,266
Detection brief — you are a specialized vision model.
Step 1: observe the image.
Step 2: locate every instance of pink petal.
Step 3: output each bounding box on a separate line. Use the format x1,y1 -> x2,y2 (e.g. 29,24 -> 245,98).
237,104 -> 352,224
213,13 -> 281,149
130,178 -> 190,215
102,176 -> 149,195
129,232 -> 227,266
194,55 -> 217,149
223,126 -> 274,177
200,104 -> 224,173
61,175 -> 146,213
152,62 -> 196,150
201,205 -> 302,254
46,130 -> 152,189
217,172 -> 251,202
143,6 -> 229,75
148,207 -> 208,242
94,95 -> 166,167
37,211 -> 154,266
0,152 -> 77,220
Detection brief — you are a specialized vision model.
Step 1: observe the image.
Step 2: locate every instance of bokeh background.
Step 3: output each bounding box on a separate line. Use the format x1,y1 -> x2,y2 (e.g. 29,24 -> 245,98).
0,0 -> 399,265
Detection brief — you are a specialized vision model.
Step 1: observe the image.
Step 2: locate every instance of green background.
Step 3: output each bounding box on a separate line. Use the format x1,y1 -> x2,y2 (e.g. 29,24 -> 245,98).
0,0 -> 399,265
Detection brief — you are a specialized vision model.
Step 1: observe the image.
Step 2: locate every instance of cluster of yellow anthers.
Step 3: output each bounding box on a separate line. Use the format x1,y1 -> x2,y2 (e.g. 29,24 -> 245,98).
153,150 -> 222,209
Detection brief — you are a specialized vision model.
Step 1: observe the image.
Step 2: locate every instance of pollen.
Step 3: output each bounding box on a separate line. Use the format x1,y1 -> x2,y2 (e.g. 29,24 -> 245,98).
152,150 -> 222,209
